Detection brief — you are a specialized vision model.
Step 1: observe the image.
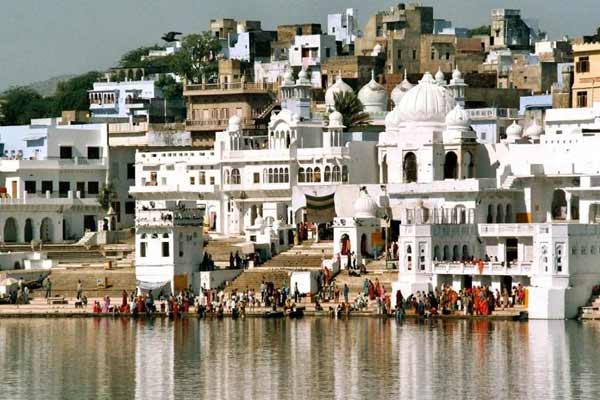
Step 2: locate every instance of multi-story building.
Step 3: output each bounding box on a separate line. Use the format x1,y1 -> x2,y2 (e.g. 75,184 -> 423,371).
490,9 -> 532,50
571,42 -> 600,108
327,8 -> 359,48
0,120 -> 109,243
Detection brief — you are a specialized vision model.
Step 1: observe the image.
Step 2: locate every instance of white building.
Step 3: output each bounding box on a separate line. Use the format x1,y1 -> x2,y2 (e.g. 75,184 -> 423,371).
328,8 -> 359,47
0,121 -> 109,243
132,68 -> 600,318
88,80 -> 164,123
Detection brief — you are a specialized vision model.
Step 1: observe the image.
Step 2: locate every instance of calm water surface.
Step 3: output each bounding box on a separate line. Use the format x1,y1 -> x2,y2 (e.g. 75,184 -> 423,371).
1,317 -> 599,400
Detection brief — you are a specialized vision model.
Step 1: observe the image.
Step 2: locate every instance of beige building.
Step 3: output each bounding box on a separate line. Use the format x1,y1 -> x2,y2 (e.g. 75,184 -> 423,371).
572,43 -> 600,108
209,18 -> 261,38
419,35 -> 486,74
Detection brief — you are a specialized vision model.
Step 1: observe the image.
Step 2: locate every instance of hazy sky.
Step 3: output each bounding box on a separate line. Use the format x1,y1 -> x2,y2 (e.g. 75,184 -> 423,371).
1,0 -> 597,91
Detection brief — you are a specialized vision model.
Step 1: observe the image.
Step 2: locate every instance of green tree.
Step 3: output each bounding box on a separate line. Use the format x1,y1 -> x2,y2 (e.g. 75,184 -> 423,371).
156,75 -> 183,100
467,25 -> 491,37
172,33 -> 221,83
53,71 -> 102,112
118,45 -> 163,68
330,91 -> 371,131
0,87 -> 53,125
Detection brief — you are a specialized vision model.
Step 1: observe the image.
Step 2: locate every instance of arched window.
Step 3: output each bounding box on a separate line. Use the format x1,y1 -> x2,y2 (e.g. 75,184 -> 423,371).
462,245 -> 469,260
314,167 -> 321,183
324,166 -> 331,182
506,204 -> 513,223
551,189 -> 567,220
162,233 -> 169,238
284,168 -> 289,183
487,204 -> 494,223
443,245 -> 450,261
224,169 -> 230,185
231,169 -> 241,185
342,165 -> 349,183
268,168 -> 274,183
444,151 -> 458,179
464,151 -> 474,178
452,245 -> 460,261
433,245 -> 441,261
403,152 -> 417,183
306,167 -> 314,183
299,167 -> 306,183
263,168 -> 268,183
496,204 -> 504,223
332,166 -> 341,182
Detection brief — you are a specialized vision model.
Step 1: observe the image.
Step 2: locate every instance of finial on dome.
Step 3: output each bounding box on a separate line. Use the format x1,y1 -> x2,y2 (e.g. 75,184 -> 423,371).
404,69 -> 408,80
371,69 -> 375,81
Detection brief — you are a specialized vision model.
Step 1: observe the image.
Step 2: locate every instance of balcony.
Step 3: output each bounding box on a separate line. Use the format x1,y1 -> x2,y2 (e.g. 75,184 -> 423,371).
478,224 -> 535,237
0,191 -> 101,208
136,208 -> 204,228
185,118 -> 255,131
0,157 -> 107,171
433,261 -> 532,276
184,82 -> 279,96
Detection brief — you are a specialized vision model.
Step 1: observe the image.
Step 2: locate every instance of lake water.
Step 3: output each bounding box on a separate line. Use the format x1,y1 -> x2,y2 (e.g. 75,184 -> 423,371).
1,317 -> 599,400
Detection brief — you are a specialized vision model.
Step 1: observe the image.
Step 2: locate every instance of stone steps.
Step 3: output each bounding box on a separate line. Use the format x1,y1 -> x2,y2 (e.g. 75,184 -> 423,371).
225,270 -> 291,294
30,269 -> 136,299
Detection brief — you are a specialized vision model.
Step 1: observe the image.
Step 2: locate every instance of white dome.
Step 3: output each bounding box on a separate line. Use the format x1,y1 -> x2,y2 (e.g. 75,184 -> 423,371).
435,67 -> 446,85
228,115 -> 241,131
282,69 -> 294,86
297,68 -> 310,85
325,74 -> 353,107
353,188 -> 378,218
506,121 -> 523,139
445,104 -> 470,128
452,67 -> 462,80
328,110 -> 344,128
525,120 -> 544,139
358,71 -> 388,112
388,72 -> 456,126
391,71 -> 414,107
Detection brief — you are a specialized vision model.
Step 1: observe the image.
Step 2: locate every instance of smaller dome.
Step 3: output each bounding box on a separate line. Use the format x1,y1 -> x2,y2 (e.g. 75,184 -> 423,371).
358,71 -> 388,112
452,67 -> 462,80
435,67 -> 446,85
297,68 -> 311,85
298,69 -> 307,80
282,68 -> 294,86
525,120 -> 544,139
390,70 -> 414,106
506,121 -> 523,139
228,115 -> 241,131
353,188 -> 378,218
325,74 -> 353,107
445,104 -> 470,128
328,110 -> 344,128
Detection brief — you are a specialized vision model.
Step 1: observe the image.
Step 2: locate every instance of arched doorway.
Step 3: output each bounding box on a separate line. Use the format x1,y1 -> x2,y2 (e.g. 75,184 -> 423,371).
551,189 -> 567,220
360,233 -> 367,256
462,245 -> 469,261
452,245 -> 460,261
403,152 -> 417,183
3,218 -> 18,243
207,206 -> 217,231
506,204 -> 513,223
340,233 -> 351,255
443,245 -> 450,261
24,219 -> 33,243
250,205 -> 258,226
40,218 -> 53,243
444,151 -> 458,179
464,151 -> 474,178
496,204 -> 504,223
487,204 -> 494,223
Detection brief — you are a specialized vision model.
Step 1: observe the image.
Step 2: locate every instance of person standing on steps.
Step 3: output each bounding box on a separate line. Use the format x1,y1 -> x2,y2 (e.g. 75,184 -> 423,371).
45,277 -> 52,298
343,284 -> 349,304
76,280 -> 83,300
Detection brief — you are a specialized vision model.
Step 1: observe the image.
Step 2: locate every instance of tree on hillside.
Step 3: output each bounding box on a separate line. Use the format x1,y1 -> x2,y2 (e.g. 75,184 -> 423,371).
330,91 -> 370,132
156,75 -> 183,100
53,71 -> 102,112
118,45 -> 164,68
172,33 -> 221,83
0,87 -> 54,125
467,25 -> 491,37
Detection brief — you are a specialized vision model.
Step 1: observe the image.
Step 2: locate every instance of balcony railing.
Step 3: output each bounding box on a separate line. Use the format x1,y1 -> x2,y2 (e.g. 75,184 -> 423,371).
136,208 -> 204,227
478,224 -> 535,237
185,118 -> 255,130
184,81 -> 279,93
432,261 -> 532,276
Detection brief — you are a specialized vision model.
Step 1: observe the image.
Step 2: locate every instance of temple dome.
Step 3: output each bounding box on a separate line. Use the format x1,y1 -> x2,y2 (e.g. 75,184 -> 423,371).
506,121 -> 523,140
282,68 -> 294,86
388,72 -> 456,126
328,110 -> 344,128
525,120 -> 544,139
353,188 -> 378,218
435,67 -> 446,85
391,71 -> 414,107
325,74 -> 353,107
445,104 -> 470,128
358,71 -> 388,112
452,67 -> 462,80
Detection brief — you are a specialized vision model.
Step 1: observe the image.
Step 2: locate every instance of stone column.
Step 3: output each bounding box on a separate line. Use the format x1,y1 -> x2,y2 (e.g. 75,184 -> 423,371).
566,192 -> 572,221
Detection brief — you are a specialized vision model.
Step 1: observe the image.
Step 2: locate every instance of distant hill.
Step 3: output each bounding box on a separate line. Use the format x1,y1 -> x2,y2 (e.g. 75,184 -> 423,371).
20,74 -> 77,97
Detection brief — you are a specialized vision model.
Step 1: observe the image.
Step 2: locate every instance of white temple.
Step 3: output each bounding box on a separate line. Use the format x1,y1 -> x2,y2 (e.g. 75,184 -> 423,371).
132,67 -> 600,319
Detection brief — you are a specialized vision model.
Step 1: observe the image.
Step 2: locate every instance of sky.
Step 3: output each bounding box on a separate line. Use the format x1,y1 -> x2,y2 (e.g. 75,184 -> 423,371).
0,0 -> 598,92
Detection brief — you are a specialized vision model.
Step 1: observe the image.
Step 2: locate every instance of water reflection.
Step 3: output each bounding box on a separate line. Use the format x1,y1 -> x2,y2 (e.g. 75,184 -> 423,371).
1,318 -> 600,399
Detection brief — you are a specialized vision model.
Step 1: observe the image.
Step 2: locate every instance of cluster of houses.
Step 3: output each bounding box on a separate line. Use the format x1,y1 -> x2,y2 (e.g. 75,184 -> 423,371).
3,3 -> 600,318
